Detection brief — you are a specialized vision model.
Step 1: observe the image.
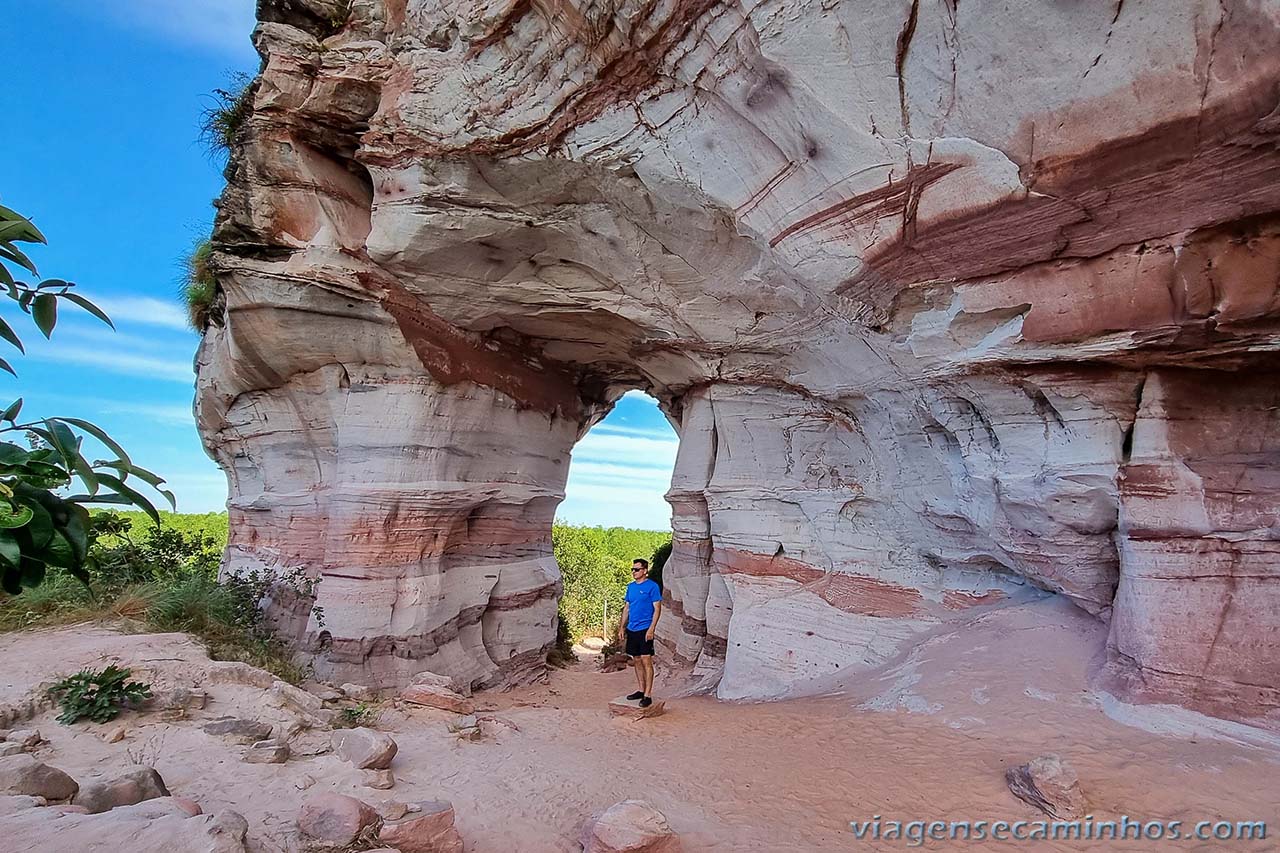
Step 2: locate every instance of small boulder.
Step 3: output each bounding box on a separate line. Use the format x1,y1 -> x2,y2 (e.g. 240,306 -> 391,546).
361,769 -> 395,790
6,729 -> 40,748
171,796 -> 203,816
399,673 -> 473,715
340,683 -> 377,702
1005,755 -> 1086,819
150,687 -> 209,711
303,682 -> 344,703
378,800 -> 464,853
581,800 -> 681,853
608,696 -> 666,720
332,727 -> 398,770
601,653 -> 631,673
103,725 -> 127,744
0,754 -> 78,800
243,739 -> 291,764
202,717 -> 273,744
73,766 -> 169,814
298,792 -> 381,846
0,743 -> 24,757
447,715 -> 481,741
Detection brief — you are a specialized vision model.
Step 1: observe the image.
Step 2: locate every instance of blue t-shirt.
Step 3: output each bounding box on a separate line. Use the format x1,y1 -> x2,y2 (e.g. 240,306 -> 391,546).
625,579 -> 662,631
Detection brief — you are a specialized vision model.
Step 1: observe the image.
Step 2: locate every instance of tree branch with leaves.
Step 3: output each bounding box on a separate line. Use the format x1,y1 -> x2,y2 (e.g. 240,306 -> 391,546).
0,201 -> 175,594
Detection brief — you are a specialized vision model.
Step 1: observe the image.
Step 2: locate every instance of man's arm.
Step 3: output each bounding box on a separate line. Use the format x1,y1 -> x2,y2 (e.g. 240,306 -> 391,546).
645,600 -> 662,640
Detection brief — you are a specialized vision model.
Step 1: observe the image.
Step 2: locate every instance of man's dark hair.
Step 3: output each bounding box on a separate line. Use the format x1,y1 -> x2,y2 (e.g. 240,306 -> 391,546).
633,558 -> 649,569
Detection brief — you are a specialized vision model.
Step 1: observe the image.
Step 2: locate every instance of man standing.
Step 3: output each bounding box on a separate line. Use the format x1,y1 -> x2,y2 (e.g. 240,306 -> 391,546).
617,557 -> 662,707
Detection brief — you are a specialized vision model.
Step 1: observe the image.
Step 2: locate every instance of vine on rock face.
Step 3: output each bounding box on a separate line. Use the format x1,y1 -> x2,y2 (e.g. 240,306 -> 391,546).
0,202 -> 176,594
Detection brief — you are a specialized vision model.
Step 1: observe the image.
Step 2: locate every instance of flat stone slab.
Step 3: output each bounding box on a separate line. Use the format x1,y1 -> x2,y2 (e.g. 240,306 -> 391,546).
608,696 -> 666,720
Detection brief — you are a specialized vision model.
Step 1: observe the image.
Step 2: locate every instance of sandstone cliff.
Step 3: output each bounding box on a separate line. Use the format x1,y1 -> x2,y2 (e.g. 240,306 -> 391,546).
195,0 -> 1280,727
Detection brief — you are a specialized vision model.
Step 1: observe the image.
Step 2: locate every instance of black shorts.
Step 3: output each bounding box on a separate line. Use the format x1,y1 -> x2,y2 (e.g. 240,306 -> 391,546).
625,629 -> 655,657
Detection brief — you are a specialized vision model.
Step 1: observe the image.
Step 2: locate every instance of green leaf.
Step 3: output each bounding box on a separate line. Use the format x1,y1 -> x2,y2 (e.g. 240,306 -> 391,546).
32,293 -> 56,338
62,504 -> 90,563
0,530 -> 19,568
0,443 -> 29,465
40,529 -> 75,568
0,502 -> 33,530
19,498 -> 54,549
0,265 -> 14,290
64,492 -> 135,505
92,472 -> 161,526
59,292 -> 115,329
0,243 -> 38,276
0,358 -> 13,377
54,418 -> 131,469
1,398 -> 21,422
42,419 -> 96,496
0,205 -> 46,243
0,315 -> 24,353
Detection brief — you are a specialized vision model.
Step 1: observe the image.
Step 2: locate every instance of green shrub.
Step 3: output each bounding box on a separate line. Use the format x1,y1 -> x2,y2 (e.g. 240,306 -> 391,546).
49,664 -> 152,724
553,522 -> 670,641
649,539 -> 672,591
336,702 -> 377,728
181,239 -> 217,331
199,73 -> 254,158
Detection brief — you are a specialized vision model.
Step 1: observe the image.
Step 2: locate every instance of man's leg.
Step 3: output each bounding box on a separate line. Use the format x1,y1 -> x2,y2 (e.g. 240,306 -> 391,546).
632,655 -> 646,692
640,655 -> 655,696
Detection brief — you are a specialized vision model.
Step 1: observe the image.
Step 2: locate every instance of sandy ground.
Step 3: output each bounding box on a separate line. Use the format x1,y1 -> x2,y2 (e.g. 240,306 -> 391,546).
1,598 -> 1277,852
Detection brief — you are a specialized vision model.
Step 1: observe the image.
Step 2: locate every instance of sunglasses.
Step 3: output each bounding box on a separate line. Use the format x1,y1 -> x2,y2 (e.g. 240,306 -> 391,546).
632,567 -> 646,573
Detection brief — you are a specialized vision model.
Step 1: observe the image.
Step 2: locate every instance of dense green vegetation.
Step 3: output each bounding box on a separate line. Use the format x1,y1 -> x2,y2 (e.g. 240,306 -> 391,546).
181,239 -> 217,331
553,522 -> 671,642
0,511 -> 669,673
0,511 -> 305,682
0,202 -> 176,596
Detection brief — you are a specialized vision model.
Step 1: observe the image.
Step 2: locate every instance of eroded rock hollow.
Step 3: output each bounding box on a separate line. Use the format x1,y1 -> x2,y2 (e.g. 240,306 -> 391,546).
196,0 -> 1280,727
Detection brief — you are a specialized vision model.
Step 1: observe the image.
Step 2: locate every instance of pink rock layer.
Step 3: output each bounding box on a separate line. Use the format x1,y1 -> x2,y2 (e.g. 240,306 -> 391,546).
196,0 -> 1280,726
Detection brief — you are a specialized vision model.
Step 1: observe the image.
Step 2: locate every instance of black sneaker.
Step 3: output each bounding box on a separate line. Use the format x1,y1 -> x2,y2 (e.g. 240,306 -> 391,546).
639,696 -> 653,708
626,691 -> 645,701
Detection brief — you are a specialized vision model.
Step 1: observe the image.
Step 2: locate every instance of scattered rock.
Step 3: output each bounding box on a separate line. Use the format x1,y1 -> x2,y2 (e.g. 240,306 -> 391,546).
580,637 -> 606,651
0,755 -> 78,800
399,673 -> 473,715
73,767 -> 170,815
333,726 -> 398,770
159,709 -> 187,723
104,725 -> 127,744
150,688 -> 209,712
202,717 -> 273,744
0,744 -> 23,757
243,739 -> 291,764
0,730 -> 8,741
600,653 -> 630,673
362,769 -> 395,789
171,796 -> 203,816
379,801 -> 410,821
340,683 -> 377,702
447,715 -> 481,741
298,792 -> 381,847
1005,755 -> 1087,820
581,800 -> 681,853
378,800 -> 464,853
608,696 -> 666,720
293,773 -> 317,791
6,730 -> 40,748
0,798 -> 251,851
0,794 -> 44,816
303,682 -> 344,703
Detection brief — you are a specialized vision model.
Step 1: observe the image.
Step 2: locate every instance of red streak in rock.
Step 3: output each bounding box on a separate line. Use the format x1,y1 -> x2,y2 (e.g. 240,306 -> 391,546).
715,548 -> 922,618
768,162 -> 960,248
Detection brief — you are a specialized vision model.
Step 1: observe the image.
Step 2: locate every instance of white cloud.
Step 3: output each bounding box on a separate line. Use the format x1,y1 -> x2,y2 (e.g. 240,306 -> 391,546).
91,400 -> 196,426
572,431 -> 678,468
34,344 -> 194,384
91,297 -> 192,333
105,0 -> 258,58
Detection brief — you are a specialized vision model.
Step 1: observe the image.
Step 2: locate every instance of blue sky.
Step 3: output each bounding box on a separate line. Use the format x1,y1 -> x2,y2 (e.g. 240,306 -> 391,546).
0,1 -> 676,530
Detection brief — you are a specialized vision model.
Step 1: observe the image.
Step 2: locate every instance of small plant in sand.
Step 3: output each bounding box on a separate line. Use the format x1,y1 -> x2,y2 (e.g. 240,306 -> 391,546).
49,664 -> 152,725
336,702 -> 378,728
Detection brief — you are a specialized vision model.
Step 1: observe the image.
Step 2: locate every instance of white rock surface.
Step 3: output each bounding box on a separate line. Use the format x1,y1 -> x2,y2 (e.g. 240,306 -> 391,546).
195,0 -> 1280,726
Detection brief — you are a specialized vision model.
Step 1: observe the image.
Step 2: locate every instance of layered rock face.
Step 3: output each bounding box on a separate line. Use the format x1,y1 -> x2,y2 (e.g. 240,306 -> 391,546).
197,0 -> 1280,724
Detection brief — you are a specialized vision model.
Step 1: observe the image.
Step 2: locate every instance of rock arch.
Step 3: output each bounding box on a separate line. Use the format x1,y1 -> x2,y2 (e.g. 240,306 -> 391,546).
197,0 -> 1280,727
